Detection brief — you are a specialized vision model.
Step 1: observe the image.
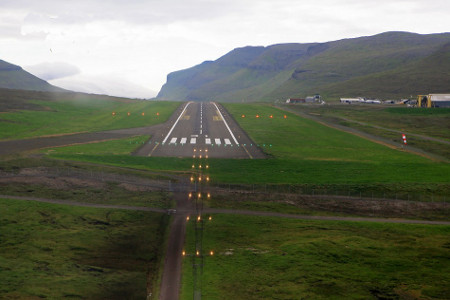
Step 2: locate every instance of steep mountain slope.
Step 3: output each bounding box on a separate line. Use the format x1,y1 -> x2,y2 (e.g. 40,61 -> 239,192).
0,60 -> 65,92
157,32 -> 450,102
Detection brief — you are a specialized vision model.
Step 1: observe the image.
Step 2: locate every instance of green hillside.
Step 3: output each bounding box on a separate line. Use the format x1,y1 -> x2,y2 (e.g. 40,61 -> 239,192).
157,32 -> 450,102
0,60 -> 64,92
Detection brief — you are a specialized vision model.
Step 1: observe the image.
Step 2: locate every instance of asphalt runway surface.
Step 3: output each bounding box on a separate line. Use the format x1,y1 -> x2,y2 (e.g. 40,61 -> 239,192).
134,102 -> 265,159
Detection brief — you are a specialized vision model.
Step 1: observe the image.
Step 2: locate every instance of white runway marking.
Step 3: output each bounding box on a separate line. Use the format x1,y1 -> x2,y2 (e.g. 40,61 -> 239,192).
190,138 -> 197,144
224,138 -> 231,145
180,137 -> 187,144
205,138 -> 211,144
169,137 -> 177,144
212,102 -> 239,145
215,138 -> 221,145
162,102 -> 191,144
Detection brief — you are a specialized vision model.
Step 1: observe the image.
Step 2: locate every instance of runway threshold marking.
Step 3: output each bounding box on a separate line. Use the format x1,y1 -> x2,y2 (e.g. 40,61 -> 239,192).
180,137 -> 187,144
190,138 -> 197,144
212,103 -> 239,145
169,137 -> 177,144
224,138 -> 231,145
162,102 -> 192,144
215,138 -> 221,145
205,138 -> 211,144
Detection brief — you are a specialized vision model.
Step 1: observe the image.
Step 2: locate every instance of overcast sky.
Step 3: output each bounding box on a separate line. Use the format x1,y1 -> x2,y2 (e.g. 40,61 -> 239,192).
1,0 -> 449,98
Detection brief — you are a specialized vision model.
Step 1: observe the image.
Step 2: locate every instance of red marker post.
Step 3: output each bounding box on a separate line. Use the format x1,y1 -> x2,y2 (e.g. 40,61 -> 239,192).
402,134 -> 407,145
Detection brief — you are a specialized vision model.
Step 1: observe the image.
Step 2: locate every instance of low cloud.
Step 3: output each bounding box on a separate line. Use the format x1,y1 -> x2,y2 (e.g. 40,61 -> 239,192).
24,62 -> 81,81
49,74 -> 157,99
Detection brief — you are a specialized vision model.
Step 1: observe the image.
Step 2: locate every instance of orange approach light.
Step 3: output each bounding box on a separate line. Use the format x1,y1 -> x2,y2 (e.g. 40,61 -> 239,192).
127,112 -> 130,116
284,115 -> 287,119
156,112 -> 160,116
112,112 -> 116,116
141,112 -> 145,116
256,114 -> 260,118
241,114 -> 245,118
269,115 -> 273,118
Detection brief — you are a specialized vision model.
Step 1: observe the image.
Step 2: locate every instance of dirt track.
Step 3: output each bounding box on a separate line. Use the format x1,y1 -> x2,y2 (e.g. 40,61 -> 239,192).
2,194 -> 449,226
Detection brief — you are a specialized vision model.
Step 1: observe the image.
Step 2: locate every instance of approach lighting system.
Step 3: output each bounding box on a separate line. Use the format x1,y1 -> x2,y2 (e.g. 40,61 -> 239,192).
284,115 -> 287,119
256,114 -> 260,118
156,112 -> 160,116
241,114 -> 245,118
127,112 -> 130,116
269,115 -> 273,118
210,251 -> 214,256
112,112 -> 116,116
141,112 -> 145,116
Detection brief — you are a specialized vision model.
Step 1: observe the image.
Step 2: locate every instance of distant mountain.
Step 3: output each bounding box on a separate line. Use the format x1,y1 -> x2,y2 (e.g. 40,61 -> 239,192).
157,32 -> 450,101
0,59 -> 65,92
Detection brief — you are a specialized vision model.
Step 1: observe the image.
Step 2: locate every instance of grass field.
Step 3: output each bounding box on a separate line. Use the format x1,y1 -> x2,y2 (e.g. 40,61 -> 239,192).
0,96 -> 179,140
39,103 -> 450,198
181,214 -> 450,300
44,135 -> 150,156
282,104 -> 450,158
0,198 -> 168,299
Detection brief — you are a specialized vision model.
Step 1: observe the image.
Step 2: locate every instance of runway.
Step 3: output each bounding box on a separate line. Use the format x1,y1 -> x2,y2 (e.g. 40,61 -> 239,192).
135,102 -> 265,159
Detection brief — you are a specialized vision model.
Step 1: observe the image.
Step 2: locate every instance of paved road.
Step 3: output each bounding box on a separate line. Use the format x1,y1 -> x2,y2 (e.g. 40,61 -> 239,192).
135,102 -> 265,159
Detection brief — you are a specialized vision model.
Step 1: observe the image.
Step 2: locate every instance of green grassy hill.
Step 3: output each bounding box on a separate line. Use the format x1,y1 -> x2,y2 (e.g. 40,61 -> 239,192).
157,32 -> 450,102
0,60 -> 64,92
